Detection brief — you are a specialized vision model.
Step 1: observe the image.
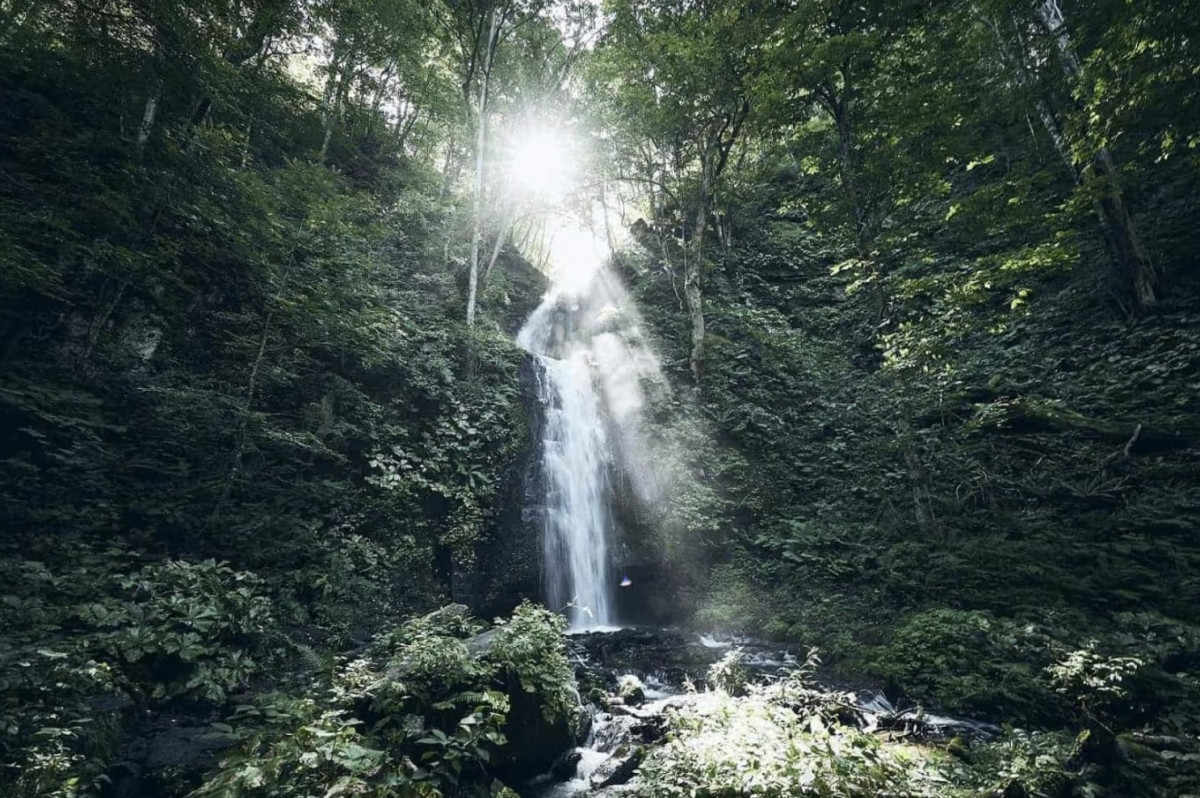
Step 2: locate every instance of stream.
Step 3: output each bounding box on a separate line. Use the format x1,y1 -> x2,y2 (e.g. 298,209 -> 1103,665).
531,627 -> 1000,797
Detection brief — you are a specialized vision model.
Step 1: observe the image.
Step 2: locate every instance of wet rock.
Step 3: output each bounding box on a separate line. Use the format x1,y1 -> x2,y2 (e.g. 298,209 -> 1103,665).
610,703 -> 653,720
500,687 -> 575,782
106,710 -> 233,798
576,706 -> 594,742
550,627 -> 1000,797
550,749 -> 583,781
569,628 -> 722,687
591,786 -> 639,798
1000,780 -> 1029,798
589,744 -> 644,789
616,675 -> 646,706
466,627 -> 502,656
592,714 -> 637,754
458,353 -> 546,618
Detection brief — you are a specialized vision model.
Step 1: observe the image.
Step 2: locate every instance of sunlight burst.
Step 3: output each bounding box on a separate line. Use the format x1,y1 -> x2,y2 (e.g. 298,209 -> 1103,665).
507,124 -> 575,200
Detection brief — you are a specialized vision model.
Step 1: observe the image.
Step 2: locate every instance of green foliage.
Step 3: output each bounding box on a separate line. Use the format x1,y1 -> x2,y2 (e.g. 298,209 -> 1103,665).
869,610 -> 1062,723
0,554 -> 277,794
194,605 -> 570,798
2,0 -> 1200,791
950,730 -> 1077,798
636,690 -> 944,797
1048,644 -> 1147,727
100,560 -> 274,702
486,603 -> 577,723
609,4 -> 1200,764
0,1 -> 552,790
707,649 -> 750,697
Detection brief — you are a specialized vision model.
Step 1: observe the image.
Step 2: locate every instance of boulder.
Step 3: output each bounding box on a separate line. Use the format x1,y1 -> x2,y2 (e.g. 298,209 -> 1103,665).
616,674 -> 646,706
550,749 -> 583,781
498,686 -> 575,782
589,744 -> 644,789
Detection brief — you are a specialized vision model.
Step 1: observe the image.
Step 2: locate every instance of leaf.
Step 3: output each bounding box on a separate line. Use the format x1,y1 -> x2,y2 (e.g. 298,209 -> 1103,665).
323,776 -> 358,798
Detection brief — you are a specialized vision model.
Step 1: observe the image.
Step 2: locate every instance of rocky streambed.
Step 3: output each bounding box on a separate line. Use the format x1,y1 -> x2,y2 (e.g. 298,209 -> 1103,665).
529,628 -> 999,797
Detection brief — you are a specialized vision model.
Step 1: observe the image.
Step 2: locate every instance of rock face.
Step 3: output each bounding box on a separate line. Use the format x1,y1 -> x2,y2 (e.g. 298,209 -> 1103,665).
104,708 -> 233,798
449,247 -> 548,618
570,627 -> 727,685
452,355 -> 547,618
615,675 -> 645,706
501,683 -> 577,782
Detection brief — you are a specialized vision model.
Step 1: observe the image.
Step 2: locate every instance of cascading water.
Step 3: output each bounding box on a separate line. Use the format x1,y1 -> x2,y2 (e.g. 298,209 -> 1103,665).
518,228 -> 667,631
534,350 -> 614,628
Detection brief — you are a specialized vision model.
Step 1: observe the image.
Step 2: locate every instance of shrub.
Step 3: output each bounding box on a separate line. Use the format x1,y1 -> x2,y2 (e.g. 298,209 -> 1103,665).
869,609 -> 1063,722
636,690 -> 943,797
193,603 -> 574,797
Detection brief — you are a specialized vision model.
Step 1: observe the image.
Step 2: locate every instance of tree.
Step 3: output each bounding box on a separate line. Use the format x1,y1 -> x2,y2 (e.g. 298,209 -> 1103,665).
436,0 -> 554,326
594,0 -> 767,384
978,0 -> 1159,310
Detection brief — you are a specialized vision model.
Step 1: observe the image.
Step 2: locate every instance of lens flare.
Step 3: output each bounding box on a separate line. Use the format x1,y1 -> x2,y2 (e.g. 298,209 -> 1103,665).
507,124 -> 574,199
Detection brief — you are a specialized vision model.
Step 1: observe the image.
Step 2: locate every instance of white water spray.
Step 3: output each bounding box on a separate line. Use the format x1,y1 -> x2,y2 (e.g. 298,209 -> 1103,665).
536,352 -> 614,628
518,228 -> 667,630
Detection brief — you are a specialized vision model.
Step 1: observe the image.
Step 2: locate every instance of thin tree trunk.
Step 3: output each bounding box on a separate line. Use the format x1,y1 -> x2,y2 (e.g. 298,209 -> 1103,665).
319,46 -> 349,164
645,161 -> 683,310
898,414 -> 932,527
82,276 -> 131,363
834,102 -> 867,259
438,139 -> 459,201
483,229 -> 505,283
991,4 -> 1158,308
599,180 -> 617,254
1036,0 -> 1156,307
482,216 -> 512,284
1092,149 -> 1156,307
240,119 -> 252,168
685,159 -> 711,387
466,7 -> 500,327
827,79 -> 884,322
136,77 -> 162,159
209,249 -> 297,527
396,105 -> 422,150
321,74 -> 352,164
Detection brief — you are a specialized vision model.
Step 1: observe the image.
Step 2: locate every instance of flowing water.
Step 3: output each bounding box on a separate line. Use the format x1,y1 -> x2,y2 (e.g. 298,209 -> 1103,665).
517,229 -> 666,631
533,351 -> 614,628
534,628 -> 1000,796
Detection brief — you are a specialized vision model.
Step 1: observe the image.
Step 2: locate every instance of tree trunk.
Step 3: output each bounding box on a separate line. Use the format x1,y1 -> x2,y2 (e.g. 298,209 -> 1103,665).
466,8 -> 500,327
82,275 -> 131,364
1034,0 -> 1158,308
482,221 -> 509,283
320,73 -> 351,164
319,46 -> 349,164
1091,148 -> 1157,309
685,161 -> 711,387
827,77 -> 885,321
834,101 -> 867,259
135,48 -> 163,161
898,414 -> 932,527
209,248 -> 297,527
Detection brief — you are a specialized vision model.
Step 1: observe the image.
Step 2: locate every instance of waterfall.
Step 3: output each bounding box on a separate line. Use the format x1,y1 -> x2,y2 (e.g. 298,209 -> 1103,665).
535,351 -> 614,628
517,229 -> 667,631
